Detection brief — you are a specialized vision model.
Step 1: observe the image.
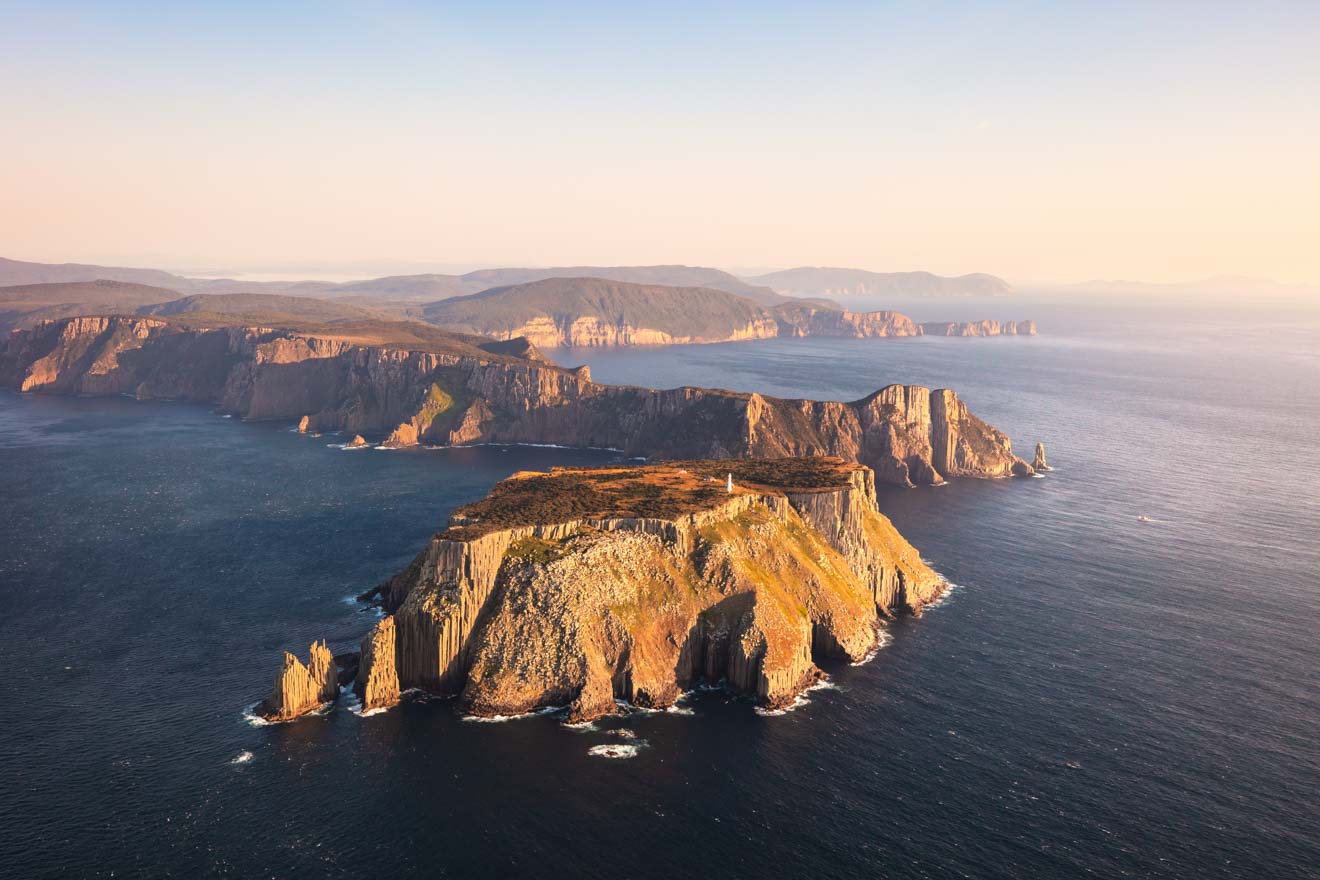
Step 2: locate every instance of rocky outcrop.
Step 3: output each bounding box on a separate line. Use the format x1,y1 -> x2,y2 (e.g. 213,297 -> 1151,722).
341,458 -> 944,722
257,640 -> 338,721
346,434 -> 369,448
2,316 -> 1034,486
356,616 -> 400,713
1033,441 -> 1051,471
296,415 -> 310,433
919,319 -> 1036,337
772,304 -> 920,338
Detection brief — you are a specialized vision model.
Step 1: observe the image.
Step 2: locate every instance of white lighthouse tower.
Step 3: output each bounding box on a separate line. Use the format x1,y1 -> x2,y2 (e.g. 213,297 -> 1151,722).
727,472 -> 734,493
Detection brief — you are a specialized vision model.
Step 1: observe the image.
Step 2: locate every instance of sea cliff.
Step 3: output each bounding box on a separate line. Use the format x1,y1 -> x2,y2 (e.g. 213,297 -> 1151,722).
290,458 -> 947,721
1,316 -> 1035,486
459,306 -> 1035,347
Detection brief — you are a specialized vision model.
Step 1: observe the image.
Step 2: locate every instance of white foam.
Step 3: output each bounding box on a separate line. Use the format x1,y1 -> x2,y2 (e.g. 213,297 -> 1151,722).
230,750 -> 254,765
241,699 -> 334,725
612,697 -> 694,717
462,704 -> 565,723
562,719 -> 598,732
850,629 -> 895,666
587,744 -> 641,759
754,677 -> 837,717
924,580 -> 960,611
241,703 -> 278,727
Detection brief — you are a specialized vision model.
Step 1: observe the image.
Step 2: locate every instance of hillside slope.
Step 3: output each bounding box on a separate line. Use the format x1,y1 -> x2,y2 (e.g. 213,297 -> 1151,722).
423,277 -> 779,346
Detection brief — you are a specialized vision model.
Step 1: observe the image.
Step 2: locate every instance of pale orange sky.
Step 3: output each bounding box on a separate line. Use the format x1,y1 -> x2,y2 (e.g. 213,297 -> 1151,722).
3,2 -> 1318,285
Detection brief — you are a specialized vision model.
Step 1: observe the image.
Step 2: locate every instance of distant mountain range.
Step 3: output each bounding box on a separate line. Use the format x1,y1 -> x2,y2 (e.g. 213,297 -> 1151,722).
0,256 -> 796,304
742,267 -> 1014,298
0,256 -> 1035,345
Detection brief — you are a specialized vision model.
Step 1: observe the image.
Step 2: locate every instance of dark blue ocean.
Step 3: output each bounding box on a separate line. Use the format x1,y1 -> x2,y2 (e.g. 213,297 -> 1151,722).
2,293 -> 1318,878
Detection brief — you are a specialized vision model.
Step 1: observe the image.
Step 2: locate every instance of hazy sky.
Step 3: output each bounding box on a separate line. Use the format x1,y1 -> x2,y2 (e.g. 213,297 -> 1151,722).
2,1 -> 1318,284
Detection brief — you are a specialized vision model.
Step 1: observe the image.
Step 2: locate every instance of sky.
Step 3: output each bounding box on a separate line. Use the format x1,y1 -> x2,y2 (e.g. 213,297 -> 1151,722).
2,1 -> 1318,285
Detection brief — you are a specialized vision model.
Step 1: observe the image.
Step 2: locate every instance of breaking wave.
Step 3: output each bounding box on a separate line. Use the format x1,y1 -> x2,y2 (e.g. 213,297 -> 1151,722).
850,629 -> 895,666
754,678 -> 837,717
587,743 -> 642,759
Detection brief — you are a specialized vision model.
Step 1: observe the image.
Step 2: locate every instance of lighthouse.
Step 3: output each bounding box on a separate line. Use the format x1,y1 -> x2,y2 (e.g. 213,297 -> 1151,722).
727,472 -> 733,494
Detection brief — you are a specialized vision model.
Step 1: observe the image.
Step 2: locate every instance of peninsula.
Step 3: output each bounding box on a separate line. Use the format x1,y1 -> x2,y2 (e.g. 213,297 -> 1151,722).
1,315 -> 1037,486
261,457 -> 946,722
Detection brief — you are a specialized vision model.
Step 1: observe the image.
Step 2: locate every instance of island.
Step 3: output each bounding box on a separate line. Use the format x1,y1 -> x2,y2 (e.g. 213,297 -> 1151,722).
259,457 -> 946,722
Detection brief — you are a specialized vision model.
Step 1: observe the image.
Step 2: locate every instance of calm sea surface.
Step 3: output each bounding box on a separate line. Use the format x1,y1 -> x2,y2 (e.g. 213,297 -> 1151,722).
2,293 -> 1318,878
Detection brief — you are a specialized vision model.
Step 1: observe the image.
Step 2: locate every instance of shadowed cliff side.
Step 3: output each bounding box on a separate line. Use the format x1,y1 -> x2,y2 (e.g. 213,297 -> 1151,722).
1,315 -> 1035,486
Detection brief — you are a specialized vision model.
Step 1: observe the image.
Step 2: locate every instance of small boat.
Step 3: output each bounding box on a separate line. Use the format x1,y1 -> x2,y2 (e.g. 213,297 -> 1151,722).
1137,515 -> 1153,523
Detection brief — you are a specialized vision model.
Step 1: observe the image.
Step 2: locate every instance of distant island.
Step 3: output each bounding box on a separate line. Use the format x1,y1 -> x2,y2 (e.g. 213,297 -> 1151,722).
259,457 -> 947,722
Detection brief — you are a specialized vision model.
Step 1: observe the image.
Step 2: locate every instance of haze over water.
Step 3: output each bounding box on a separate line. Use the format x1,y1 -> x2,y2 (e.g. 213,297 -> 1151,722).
2,293 -> 1318,878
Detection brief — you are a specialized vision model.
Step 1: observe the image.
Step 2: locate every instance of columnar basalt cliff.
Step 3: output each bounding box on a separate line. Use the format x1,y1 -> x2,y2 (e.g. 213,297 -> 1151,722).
2,316 -> 1034,485
257,641 -> 338,722
920,319 -> 1036,337
278,458 -> 948,723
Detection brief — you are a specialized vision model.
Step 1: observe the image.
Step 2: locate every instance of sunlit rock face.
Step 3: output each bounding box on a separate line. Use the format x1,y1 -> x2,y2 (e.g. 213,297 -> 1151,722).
2,316 -> 1032,485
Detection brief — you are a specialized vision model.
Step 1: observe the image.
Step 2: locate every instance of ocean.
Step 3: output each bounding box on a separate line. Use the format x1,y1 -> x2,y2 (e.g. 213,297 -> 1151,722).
2,293 -> 1317,878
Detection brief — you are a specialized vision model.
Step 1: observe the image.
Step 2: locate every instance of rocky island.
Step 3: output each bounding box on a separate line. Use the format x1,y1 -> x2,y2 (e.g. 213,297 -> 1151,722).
257,457 -> 945,722
1,315 -> 1037,486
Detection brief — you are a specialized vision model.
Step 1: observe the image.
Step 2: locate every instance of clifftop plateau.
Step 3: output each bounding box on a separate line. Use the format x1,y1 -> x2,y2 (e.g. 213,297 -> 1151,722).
261,458 -> 946,722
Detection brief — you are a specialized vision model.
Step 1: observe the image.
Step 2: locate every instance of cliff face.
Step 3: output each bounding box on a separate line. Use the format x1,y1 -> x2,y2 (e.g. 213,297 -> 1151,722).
477,314 -> 781,348
772,304 -> 919,338
2,315 -> 1034,485
337,459 -> 944,722
920,319 -> 1036,337
463,312 -> 1036,346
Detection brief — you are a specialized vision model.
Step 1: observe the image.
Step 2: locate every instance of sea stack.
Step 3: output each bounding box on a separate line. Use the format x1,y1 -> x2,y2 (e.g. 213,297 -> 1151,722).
347,434 -> 369,448
1033,442 -> 1051,472
257,640 -> 338,721
296,415 -> 311,433
356,616 -> 400,713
